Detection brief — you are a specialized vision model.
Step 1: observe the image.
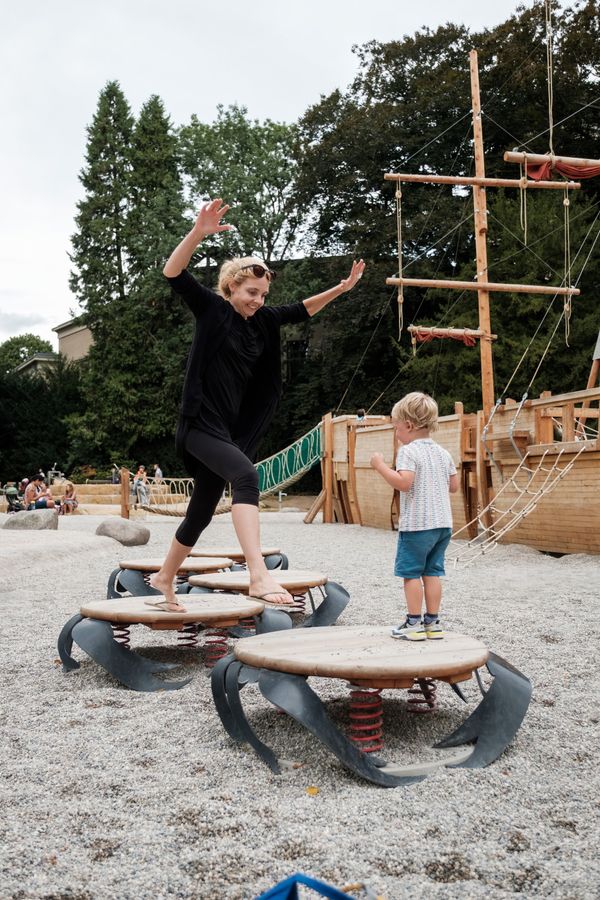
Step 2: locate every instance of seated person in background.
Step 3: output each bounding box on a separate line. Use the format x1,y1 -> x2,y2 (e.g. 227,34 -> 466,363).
60,481 -> 78,515
36,480 -> 56,510
23,475 -> 43,509
24,475 -> 56,510
153,463 -> 163,483
133,465 -> 149,506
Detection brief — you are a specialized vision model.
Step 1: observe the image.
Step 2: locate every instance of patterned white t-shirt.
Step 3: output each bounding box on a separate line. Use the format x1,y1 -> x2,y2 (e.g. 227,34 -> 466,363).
395,438 -> 457,531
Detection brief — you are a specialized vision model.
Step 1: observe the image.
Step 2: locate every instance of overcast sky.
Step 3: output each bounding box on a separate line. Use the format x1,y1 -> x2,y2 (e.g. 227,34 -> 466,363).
1,0 -> 533,348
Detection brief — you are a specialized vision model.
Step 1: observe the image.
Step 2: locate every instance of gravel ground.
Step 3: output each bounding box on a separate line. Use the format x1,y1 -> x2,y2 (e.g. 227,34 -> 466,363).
0,511 -> 599,900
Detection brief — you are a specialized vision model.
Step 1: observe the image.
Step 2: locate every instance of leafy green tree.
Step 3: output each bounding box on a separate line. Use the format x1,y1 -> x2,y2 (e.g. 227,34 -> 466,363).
0,334 -> 53,373
0,359 -> 85,482
179,104 -> 301,264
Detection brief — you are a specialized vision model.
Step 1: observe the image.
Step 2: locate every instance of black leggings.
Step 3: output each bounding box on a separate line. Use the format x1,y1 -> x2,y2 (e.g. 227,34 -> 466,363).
175,429 -> 259,547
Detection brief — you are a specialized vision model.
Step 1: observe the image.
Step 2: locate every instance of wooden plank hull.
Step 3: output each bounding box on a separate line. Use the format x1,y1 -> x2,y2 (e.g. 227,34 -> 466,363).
324,393 -> 600,555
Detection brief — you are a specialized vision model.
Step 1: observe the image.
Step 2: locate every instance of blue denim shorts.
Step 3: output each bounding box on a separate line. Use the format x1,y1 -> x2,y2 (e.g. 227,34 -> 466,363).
394,527 -> 452,579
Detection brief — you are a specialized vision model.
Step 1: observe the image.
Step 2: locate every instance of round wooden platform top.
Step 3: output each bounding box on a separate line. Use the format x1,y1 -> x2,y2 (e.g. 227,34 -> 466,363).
188,546 -> 280,560
80,594 -> 264,625
118,556 -> 233,573
234,626 -> 489,683
187,569 -> 328,593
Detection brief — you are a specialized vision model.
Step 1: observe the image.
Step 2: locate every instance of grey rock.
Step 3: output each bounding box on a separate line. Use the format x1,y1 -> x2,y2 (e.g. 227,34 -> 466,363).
2,509 -> 58,530
95,517 -> 150,546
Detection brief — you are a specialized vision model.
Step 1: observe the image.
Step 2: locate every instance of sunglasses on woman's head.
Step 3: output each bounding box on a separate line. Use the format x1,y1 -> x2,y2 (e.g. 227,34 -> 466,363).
239,264 -> 277,281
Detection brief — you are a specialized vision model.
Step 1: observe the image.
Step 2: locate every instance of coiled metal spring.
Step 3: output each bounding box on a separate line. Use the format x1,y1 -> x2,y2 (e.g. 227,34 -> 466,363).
204,628 -> 229,667
110,623 -> 130,647
348,685 -> 384,753
177,623 -> 199,649
408,677 -> 437,713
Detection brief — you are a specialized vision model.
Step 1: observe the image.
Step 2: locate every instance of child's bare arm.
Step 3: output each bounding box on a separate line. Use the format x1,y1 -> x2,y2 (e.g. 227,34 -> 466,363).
449,473 -> 459,493
370,453 -> 415,492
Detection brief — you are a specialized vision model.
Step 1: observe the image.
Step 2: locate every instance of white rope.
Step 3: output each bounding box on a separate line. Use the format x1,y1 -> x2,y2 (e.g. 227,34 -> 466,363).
545,0 -> 555,156
519,163 -> 528,245
563,185 -> 572,345
396,189 -> 404,339
450,442 -> 588,566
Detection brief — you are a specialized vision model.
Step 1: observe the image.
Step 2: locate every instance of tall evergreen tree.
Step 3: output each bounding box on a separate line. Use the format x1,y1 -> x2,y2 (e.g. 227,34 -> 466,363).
68,91 -> 190,467
70,80 -> 134,323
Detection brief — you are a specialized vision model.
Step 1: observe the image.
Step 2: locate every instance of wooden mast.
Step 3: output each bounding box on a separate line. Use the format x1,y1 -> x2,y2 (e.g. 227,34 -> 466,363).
469,49 -> 494,421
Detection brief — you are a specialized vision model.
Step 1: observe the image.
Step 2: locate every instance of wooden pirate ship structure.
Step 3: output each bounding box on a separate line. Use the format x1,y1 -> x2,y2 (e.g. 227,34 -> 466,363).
315,48 -> 600,557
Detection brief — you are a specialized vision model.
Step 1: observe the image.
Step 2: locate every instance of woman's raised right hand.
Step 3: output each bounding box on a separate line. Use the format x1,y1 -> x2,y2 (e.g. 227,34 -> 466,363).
193,199 -> 234,236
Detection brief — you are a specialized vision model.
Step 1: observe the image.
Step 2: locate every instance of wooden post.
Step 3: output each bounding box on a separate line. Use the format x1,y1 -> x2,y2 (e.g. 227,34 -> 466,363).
322,413 -> 334,523
346,423 -> 362,525
534,391 -> 554,444
470,50 -> 495,422
120,467 -> 130,520
475,410 -> 492,529
575,357 -> 600,438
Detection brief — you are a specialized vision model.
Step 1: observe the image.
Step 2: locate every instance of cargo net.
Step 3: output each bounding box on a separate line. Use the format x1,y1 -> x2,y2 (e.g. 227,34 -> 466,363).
449,443 -> 587,566
141,423 -> 322,516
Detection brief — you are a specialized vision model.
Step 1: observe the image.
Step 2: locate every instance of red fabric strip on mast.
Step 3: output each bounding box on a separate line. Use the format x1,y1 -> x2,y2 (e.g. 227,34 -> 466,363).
526,161 -> 600,180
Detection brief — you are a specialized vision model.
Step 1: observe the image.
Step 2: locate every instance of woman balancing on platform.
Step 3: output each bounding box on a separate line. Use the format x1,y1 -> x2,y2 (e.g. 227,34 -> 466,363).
148,199 -> 365,611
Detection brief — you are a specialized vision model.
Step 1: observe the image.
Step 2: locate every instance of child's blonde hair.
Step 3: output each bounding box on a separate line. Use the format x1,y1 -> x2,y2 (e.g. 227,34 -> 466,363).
391,392 -> 439,432
217,256 -> 270,299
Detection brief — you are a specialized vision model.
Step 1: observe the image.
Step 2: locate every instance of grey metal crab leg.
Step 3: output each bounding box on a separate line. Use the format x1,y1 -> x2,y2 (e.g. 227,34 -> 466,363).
70,618 -> 191,692
58,614 -> 85,671
258,670 -> 425,787
222,661 -> 281,773
264,552 -> 289,570
303,581 -> 350,628
435,652 -> 532,768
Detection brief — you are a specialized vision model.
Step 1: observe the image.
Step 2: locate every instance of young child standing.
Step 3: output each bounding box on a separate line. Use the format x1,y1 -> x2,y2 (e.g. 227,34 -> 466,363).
370,392 -> 458,641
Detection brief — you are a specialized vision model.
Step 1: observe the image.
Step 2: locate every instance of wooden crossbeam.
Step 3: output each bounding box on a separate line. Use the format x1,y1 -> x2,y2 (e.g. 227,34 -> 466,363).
504,151 -> 600,168
387,277 -> 579,297
408,325 -> 497,340
384,172 -> 580,190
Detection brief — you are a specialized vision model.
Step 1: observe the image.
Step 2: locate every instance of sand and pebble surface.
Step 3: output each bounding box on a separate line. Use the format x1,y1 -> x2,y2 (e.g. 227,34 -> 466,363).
0,509 -> 599,899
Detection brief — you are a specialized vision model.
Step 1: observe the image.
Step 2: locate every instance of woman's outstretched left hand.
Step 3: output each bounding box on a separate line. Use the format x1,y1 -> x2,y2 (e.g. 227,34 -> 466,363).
339,259 -> 365,293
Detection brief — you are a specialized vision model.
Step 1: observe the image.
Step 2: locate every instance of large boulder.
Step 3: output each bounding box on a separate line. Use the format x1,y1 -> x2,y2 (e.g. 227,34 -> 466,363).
3,509 -> 59,530
96,518 -> 150,546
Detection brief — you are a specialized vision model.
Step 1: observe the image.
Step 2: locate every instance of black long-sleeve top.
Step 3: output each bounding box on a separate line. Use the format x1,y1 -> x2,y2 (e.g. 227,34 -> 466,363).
168,269 -> 310,473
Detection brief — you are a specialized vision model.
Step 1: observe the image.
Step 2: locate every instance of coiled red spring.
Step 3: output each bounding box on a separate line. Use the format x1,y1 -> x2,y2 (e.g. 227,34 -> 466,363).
408,678 -> 437,713
291,592 -> 306,614
204,628 -> 229,667
238,616 -> 256,634
348,685 -> 384,753
110,623 -> 130,647
177,623 -> 199,649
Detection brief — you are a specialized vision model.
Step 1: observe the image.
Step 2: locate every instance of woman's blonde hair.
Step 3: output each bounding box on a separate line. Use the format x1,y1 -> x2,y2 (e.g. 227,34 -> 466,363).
63,480 -> 75,496
391,392 -> 439,431
217,256 -> 269,299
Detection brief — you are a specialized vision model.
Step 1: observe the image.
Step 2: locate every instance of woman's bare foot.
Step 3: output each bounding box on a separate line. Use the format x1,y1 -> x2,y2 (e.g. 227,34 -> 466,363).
149,573 -> 187,612
248,574 -> 294,606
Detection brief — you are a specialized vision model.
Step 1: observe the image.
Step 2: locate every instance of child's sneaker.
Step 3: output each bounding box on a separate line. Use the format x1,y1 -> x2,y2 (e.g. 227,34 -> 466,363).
424,618 -> 444,639
391,618 -> 426,641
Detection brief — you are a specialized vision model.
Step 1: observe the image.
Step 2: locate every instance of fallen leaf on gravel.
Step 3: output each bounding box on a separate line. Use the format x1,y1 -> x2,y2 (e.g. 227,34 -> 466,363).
306,785 -> 320,796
